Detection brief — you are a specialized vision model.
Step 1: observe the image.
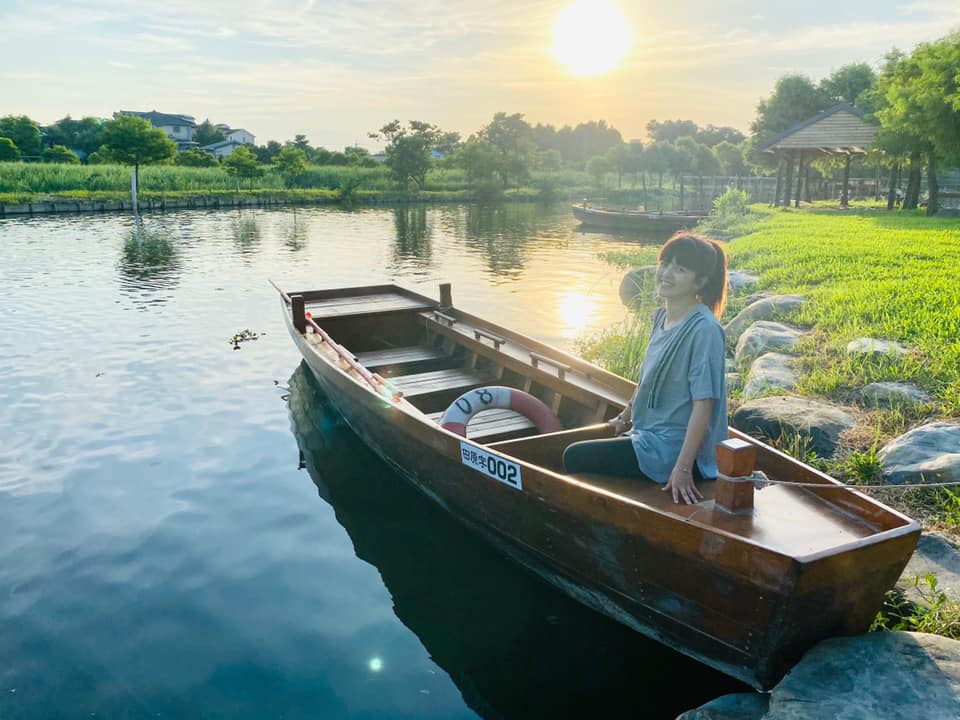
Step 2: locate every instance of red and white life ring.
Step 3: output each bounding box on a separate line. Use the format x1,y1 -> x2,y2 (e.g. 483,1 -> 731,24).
440,386 -> 563,437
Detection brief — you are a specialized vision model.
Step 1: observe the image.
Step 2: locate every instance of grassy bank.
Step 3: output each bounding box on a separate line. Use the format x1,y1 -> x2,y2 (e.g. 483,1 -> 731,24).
0,162 -> 596,205
580,205 -> 960,534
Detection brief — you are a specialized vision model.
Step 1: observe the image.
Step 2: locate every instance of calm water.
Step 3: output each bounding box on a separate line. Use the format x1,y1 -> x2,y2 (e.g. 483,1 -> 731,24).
0,204 -> 746,719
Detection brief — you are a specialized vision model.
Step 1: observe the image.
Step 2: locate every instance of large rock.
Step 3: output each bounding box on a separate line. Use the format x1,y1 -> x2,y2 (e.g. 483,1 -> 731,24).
762,632 -> 960,720
731,396 -> 856,457
860,381 -> 931,409
734,322 -> 803,369
846,337 -> 909,359
728,269 -> 759,290
742,352 -> 797,399
618,265 -> 656,306
898,532 -> 960,603
675,692 -> 768,720
724,294 -> 807,351
879,422 -> 960,485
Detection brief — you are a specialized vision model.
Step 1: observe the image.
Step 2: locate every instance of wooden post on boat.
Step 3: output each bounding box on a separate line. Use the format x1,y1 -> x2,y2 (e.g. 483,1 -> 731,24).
291,294 -> 306,333
439,283 -> 453,310
715,438 -> 757,514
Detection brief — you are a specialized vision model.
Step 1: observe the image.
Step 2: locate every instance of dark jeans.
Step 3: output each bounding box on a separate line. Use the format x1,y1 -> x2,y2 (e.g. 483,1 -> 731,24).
562,436 -> 707,481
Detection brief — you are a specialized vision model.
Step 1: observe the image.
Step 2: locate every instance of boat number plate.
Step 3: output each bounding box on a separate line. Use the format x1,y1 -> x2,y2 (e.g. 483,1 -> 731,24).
459,442 -> 522,491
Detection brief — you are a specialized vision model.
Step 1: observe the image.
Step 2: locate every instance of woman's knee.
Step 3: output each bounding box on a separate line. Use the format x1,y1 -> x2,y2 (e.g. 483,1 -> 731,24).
562,440 -> 592,473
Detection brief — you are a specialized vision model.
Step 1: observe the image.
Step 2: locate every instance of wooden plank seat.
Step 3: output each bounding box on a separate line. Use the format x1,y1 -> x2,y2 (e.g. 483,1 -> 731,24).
426,408 -> 538,442
388,367 -> 497,412
355,345 -> 449,375
305,291 -> 434,320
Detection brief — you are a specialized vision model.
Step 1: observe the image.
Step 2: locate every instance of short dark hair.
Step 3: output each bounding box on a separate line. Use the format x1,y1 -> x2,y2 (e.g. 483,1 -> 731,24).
658,233 -> 728,318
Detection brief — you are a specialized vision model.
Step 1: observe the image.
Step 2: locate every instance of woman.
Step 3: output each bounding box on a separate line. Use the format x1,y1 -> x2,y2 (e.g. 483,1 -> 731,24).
563,233 -> 728,505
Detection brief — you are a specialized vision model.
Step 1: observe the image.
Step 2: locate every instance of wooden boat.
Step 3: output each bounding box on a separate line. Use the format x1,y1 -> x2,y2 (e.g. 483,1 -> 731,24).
276,281 -> 920,691
573,204 -> 707,232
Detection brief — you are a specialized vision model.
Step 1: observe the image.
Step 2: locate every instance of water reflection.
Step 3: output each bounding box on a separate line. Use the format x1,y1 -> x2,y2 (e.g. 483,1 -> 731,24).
286,363 -> 746,718
116,219 -> 181,300
285,211 -> 308,252
232,212 -> 261,255
392,206 -> 432,266
459,205 -> 543,279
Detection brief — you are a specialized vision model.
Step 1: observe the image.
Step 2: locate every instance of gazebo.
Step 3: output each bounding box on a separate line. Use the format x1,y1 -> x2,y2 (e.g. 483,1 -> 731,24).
758,103 -> 877,208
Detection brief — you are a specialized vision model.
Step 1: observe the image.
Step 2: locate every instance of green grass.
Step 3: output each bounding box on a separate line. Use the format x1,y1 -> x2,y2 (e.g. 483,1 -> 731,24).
0,162 -> 596,204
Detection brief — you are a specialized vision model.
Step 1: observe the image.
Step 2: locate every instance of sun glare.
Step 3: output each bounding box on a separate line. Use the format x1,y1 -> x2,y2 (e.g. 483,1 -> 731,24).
557,290 -> 598,340
551,0 -> 632,77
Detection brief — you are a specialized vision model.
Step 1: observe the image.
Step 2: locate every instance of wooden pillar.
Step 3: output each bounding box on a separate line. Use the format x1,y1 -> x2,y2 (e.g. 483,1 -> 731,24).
840,154 -> 852,207
439,282 -> 453,309
772,154 -> 784,207
715,438 -> 757,514
794,151 -> 805,208
782,151 -> 795,209
291,294 -> 306,333
679,176 -> 685,211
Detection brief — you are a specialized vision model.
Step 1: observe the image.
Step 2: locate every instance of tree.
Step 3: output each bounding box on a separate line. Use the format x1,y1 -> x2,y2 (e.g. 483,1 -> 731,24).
0,115 -> 42,158
97,115 -> 177,188
175,148 -> 220,167
44,116 -> 103,157
0,137 -> 19,161
253,140 -> 283,164
478,112 -> 536,189
646,119 -> 699,144
368,120 -> 442,191
605,142 -> 629,188
586,155 -> 612,186
274,146 -> 308,185
222,145 -> 264,188
458,139 -> 505,197
344,145 -> 377,167
696,125 -> 746,147
819,62 -> 877,106
194,119 -> 226,147
877,33 -> 960,214
713,141 -> 749,179
42,145 -> 81,164
751,75 -> 830,141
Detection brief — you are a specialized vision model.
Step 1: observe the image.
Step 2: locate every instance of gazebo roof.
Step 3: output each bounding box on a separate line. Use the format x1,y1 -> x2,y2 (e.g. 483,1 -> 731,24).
758,103 -> 877,154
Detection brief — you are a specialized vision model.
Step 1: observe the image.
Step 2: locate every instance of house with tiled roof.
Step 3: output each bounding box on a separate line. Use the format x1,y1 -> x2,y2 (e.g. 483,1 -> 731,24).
117,110 -> 197,151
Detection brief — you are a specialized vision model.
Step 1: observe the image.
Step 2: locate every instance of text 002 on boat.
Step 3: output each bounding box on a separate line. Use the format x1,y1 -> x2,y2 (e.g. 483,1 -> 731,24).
274,281 -> 919,691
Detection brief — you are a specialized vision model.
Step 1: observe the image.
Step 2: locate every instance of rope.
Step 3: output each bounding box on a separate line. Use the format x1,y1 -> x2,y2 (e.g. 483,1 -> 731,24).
718,471 -> 960,491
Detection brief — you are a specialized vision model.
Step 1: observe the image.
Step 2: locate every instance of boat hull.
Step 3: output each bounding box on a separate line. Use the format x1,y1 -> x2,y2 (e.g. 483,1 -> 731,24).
573,204 -> 706,232
283,303 -> 919,690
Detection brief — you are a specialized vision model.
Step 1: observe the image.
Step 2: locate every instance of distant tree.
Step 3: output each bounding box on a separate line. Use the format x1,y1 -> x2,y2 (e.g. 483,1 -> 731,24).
877,32 -> 960,214
253,140 -> 283,164
586,155 -> 612,186
194,119 -> 226,147
477,112 -> 536,188
42,145 -> 81,164
751,75 -> 830,141
0,115 -> 42,158
369,120 -> 442,191
696,125 -> 746,147
559,120 -> 623,166
44,116 -> 103,156
435,131 -> 462,156
673,136 -> 701,178
292,134 -> 312,152
175,148 -> 220,167
0,137 -> 19,161
819,63 -> 877,106
97,115 -> 177,188
713,141 -> 749,179
223,145 -> 264,188
274,146 -> 308,185
458,138 -> 505,197
537,148 -> 562,173
644,141 -> 676,187
624,141 -> 645,185
646,119 -> 699,144
344,145 -> 378,167
605,142 -> 629,188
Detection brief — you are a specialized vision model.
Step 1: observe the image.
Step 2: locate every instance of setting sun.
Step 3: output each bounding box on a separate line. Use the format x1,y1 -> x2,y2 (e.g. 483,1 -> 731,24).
551,0 -> 632,77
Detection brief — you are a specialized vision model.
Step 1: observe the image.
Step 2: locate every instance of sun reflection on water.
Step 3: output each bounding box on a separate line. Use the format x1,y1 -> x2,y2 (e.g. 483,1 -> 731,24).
557,290 -> 598,340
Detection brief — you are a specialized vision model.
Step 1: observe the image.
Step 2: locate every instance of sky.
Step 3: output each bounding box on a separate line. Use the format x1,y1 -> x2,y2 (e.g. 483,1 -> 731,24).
1,0 -> 958,150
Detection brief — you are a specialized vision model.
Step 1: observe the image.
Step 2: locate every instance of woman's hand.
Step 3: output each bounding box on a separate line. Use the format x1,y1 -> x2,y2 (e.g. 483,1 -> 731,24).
607,414 -> 631,435
663,465 -> 703,505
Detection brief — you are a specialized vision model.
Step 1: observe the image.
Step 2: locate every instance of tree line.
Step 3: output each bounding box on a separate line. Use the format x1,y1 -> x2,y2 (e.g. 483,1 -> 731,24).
1,30 -> 957,208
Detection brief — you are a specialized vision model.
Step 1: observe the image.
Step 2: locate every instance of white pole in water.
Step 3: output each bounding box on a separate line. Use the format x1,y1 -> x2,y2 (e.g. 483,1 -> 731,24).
130,170 -> 138,214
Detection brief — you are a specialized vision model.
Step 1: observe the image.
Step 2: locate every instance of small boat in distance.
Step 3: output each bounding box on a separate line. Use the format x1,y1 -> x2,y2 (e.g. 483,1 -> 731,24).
275,281 -> 919,691
573,203 -> 707,232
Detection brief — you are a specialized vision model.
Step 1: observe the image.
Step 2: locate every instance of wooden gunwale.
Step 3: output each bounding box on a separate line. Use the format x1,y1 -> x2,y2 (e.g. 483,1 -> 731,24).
279,284 -> 921,690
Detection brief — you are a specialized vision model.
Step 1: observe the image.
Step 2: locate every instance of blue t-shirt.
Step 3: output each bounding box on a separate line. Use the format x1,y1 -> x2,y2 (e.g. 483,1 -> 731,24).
628,304 -> 727,483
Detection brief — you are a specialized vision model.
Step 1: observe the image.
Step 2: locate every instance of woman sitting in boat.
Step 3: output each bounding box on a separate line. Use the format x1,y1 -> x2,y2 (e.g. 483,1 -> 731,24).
563,233 -> 728,505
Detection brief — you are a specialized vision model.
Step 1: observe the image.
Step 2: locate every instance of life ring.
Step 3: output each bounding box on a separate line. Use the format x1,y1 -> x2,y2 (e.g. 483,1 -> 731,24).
440,386 -> 563,437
